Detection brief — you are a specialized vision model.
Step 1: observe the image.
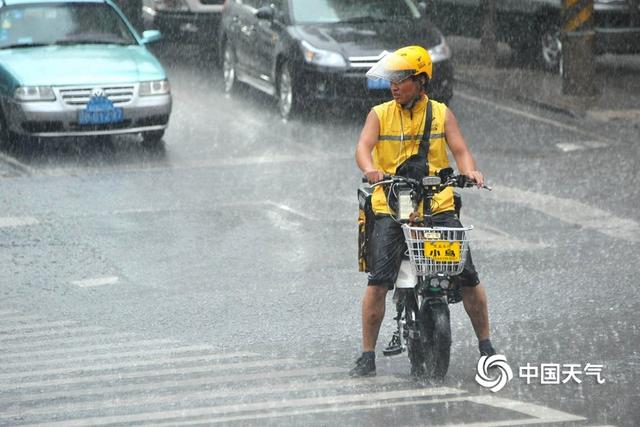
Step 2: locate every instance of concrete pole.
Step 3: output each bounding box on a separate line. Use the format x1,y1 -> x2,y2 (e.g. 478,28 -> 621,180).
628,0 -> 640,27
562,0 -> 597,96
480,0 -> 498,67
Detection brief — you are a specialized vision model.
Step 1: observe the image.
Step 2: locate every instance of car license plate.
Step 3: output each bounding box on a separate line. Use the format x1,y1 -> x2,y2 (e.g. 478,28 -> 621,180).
367,78 -> 390,90
78,96 -> 124,125
78,108 -> 124,125
424,240 -> 461,262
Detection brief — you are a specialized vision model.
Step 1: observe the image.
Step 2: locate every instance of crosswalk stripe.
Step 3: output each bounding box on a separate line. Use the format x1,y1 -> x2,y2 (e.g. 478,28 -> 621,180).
0,376 -> 406,420
1,332 -> 135,352
0,366 -> 346,405
0,314 -> 42,323
0,338 -> 177,360
0,310 -> 19,316
0,320 -> 78,333
0,358 -> 301,391
1,345 -> 238,370
0,326 -> 106,342
13,387 -> 468,427
0,351 -> 260,380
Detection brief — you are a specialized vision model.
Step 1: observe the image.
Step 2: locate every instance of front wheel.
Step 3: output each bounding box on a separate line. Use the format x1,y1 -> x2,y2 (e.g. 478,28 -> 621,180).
404,294 -> 426,378
421,302 -> 451,382
141,130 -> 165,149
222,42 -> 238,94
513,20 -> 562,74
277,61 -> 300,120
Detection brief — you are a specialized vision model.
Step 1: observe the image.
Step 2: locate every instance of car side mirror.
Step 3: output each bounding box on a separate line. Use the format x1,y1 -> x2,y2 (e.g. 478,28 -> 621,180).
140,30 -> 162,44
418,0 -> 433,15
255,6 -> 274,20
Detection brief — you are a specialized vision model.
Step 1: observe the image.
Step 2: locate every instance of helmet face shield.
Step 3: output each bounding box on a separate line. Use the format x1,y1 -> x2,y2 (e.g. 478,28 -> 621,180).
366,53 -> 417,84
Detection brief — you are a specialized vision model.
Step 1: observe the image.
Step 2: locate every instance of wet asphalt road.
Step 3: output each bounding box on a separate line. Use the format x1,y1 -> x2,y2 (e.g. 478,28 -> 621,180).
0,42 -> 639,426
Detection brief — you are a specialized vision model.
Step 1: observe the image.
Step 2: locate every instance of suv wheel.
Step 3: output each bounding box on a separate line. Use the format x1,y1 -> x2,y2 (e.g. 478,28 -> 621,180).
223,42 -> 237,94
277,61 -> 298,120
540,23 -> 562,73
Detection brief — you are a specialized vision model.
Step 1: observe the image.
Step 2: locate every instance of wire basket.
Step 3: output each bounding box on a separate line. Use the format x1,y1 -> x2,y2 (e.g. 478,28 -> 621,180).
401,225 -> 473,276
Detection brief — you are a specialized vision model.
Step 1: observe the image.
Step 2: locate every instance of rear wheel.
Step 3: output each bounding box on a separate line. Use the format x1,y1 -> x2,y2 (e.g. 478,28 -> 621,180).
421,302 -> 451,382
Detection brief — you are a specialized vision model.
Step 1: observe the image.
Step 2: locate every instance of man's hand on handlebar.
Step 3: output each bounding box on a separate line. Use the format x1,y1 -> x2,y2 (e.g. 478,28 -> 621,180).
463,170 -> 485,188
364,169 -> 385,184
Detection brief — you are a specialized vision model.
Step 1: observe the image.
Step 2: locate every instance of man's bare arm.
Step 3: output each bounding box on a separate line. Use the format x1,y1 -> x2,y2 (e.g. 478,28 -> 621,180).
355,110 -> 383,183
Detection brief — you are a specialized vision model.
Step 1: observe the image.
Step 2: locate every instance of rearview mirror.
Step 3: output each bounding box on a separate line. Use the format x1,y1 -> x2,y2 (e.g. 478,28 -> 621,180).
255,6 -> 274,20
418,0 -> 434,15
437,167 -> 454,180
140,30 -> 162,45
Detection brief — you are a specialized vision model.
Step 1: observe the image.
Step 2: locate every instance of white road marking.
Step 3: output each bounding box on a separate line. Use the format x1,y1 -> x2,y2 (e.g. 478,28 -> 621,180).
266,200 -> 317,221
0,314 -> 41,323
0,152 -> 33,175
14,387 -> 468,427
0,376 -> 406,420
159,394 -> 585,427
556,140 -> 609,152
0,366 -> 346,405
4,332 -> 135,352
0,338 -> 177,359
0,320 -> 77,333
457,92 -> 615,144
0,351 -> 262,381
71,276 -> 119,288
1,345 -> 241,370
463,214 -> 550,251
1,358 -> 301,391
0,216 -> 39,228
0,326 -> 106,342
466,395 -> 587,425
487,184 -> 640,242
0,310 -> 19,316
556,142 -> 586,152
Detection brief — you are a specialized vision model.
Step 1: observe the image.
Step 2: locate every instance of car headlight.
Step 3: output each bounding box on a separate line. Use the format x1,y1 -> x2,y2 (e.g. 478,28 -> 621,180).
152,0 -> 188,11
300,40 -> 347,68
14,86 -> 56,102
429,38 -> 451,63
139,80 -> 170,96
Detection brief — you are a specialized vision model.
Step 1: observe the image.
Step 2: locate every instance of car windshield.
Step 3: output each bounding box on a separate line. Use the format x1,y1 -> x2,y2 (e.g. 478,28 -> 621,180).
0,3 -> 137,50
290,0 -> 420,24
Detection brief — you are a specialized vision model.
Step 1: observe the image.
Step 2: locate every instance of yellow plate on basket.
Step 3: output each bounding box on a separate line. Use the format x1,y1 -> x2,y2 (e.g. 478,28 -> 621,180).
424,241 -> 461,262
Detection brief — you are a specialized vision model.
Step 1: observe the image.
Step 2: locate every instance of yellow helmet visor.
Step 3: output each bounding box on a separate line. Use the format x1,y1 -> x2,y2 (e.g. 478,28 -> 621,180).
366,52 -> 416,84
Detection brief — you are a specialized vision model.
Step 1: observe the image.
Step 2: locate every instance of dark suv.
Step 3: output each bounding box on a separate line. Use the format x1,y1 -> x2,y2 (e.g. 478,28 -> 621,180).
219,0 -> 454,119
429,0 -> 640,71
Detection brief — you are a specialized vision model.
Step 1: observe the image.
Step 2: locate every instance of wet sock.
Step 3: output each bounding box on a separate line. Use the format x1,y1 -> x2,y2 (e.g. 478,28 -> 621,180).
362,351 -> 375,360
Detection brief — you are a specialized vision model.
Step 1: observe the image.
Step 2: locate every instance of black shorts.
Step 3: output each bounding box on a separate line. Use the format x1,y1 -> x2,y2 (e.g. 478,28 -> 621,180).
367,212 -> 480,290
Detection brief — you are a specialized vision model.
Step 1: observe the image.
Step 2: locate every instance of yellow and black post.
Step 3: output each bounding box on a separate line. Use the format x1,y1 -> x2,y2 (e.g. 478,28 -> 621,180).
562,0 -> 597,96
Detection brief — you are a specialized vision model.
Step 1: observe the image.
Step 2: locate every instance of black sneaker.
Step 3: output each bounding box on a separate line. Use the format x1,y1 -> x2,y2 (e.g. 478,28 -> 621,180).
349,354 -> 376,377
